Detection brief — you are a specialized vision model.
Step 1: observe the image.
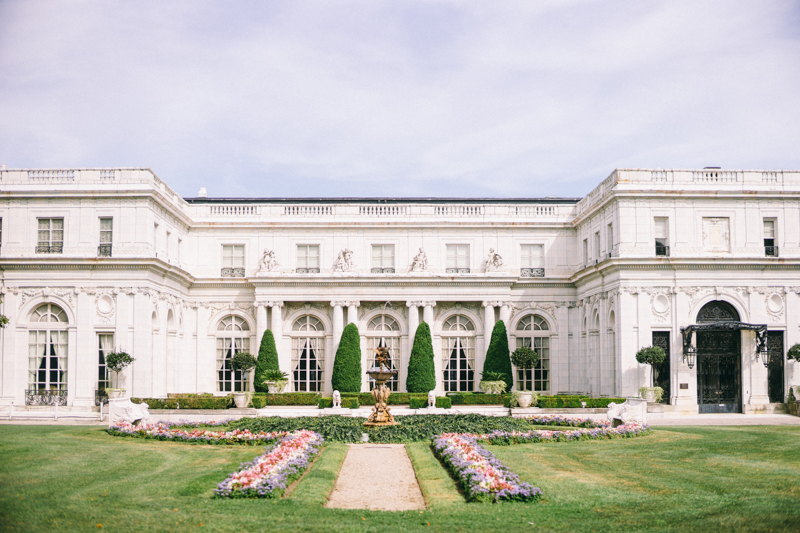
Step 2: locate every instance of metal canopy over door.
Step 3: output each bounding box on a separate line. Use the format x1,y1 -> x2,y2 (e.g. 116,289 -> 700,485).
697,330 -> 741,413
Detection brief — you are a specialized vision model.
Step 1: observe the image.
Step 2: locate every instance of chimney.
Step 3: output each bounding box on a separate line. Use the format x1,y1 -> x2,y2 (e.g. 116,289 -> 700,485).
198,187 -> 207,197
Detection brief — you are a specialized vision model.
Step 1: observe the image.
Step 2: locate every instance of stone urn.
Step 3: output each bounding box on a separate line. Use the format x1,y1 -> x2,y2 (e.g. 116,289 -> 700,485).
232,392 -> 249,409
266,381 -> 287,394
108,389 -> 125,399
517,391 -> 533,409
642,388 -> 657,403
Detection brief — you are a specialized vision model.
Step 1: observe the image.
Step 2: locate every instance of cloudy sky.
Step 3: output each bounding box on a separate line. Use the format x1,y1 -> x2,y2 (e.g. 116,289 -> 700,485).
1,1 -> 798,199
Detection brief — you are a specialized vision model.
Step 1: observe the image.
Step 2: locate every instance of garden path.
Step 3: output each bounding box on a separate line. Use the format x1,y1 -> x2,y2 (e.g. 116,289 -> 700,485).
326,444 -> 426,511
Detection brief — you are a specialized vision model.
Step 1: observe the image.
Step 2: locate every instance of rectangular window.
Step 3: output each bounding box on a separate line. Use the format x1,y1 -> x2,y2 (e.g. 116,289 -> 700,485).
153,223 -> 159,256
216,337 -> 251,392
177,238 -> 182,264
446,244 -> 470,273
296,244 -> 320,273
442,336 -> 475,392
221,244 -> 245,277
582,239 -> 588,265
371,244 -> 395,273
98,218 -> 112,257
520,244 -> 544,277
594,231 -> 601,262
654,217 -> 669,256
764,219 -> 778,257
28,330 -> 68,394
516,336 -> 550,393
607,223 -> 614,257
37,218 -> 64,253
97,333 -> 113,397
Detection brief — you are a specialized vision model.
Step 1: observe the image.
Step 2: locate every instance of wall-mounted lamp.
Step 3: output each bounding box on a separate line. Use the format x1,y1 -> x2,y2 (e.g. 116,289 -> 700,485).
683,345 -> 696,369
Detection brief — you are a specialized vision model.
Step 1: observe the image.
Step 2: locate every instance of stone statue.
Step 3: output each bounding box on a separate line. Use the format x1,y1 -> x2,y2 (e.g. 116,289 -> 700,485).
332,390 -> 341,408
258,249 -> 278,272
485,248 -> 504,272
411,247 -> 428,272
108,398 -> 150,428
427,390 -> 436,408
334,248 -> 355,272
606,398 -> 646,427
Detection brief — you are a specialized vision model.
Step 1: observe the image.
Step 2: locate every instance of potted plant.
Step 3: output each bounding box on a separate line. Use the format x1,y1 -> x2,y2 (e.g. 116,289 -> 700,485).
479,370 -> 508,394
510,346 -> 540,408
263,369 -> 289,394
105,349 -> 135,399
636,345 -> 666,402
230,352 -> 257,408
787,343 -> 800,362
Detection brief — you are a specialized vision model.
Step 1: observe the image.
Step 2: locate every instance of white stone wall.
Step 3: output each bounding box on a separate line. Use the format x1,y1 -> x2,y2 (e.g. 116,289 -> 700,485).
1,166 -> 799,412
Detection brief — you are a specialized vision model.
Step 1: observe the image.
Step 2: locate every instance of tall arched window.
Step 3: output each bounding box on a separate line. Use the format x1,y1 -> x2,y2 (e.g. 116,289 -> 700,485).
28,303 -> 69,404
515,314 -> 550,392
441,314 -> 475,392
366,314 -> 400,391
216,315 -> 251,392
292,315 -> 325,392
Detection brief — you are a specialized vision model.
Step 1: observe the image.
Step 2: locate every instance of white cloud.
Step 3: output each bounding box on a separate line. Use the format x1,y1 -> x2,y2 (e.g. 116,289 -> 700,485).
1,0 -> 798,198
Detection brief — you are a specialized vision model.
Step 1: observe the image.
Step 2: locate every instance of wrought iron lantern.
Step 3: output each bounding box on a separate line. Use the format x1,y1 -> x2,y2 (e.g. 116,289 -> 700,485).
760,345 -> 770,368
683,344 -> 696,369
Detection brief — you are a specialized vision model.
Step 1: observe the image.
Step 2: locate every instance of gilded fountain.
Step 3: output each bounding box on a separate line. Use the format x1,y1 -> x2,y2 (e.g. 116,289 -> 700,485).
364,346 -> 399,427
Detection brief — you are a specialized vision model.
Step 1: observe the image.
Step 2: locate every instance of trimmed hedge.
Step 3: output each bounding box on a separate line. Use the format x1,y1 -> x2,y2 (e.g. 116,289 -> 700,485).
406,322 -> 436,392
250,393 -> 321,408
318,397 -> 360,409
254,330 -> 280,393
131,396 -> 231,409
537,396 -> 626,408
483,320 -> 513,392
436,396 -> 451,409
448,393 -> 510,405
409,397 -> 427,409
331,323 -> 362,392
340,392 -> 429,406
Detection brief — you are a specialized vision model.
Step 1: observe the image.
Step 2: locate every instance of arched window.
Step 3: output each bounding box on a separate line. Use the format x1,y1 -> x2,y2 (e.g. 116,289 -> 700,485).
28,303 -> 69,403
441,314 -> 476,392
366,314 -> 401,391
291,315 -> 325,392
515,314 -> 550,392
216,315 -> 251,392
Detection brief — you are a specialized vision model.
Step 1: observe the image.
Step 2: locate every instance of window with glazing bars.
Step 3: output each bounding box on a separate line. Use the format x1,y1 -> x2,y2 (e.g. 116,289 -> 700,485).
37,218 -> 63,253
446,244 -> 469,273
296,245 -> 320,273
371,244 -> 395,273
222,245 -> 245,276
520,244 -> 544,277
99,218 -> 112,256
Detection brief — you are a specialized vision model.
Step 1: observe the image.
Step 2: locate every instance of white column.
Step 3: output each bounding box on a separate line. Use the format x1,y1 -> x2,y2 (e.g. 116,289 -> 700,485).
255,302 -> 267,348
347,301 -> 360,326
331,302 -> 345,348
269,301 -> 286,374
74,290 -> 95,406
423,302 -> 435,325
481,301 -> 496,376
499,302 -> 511,327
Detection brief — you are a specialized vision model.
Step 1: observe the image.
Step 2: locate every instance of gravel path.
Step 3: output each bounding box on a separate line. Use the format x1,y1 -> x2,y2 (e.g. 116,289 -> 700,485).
326,444 -> 426,511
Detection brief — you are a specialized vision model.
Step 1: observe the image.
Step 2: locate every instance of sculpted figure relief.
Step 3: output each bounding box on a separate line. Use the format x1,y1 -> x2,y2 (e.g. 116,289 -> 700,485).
411,247 -> 428,272
258,249 -> 279,272
485,248 -> 504,271
334,248 -> 355,272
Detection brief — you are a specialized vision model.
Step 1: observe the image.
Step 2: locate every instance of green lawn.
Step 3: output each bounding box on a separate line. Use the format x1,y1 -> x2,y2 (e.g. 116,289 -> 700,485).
1,424 -> 799,532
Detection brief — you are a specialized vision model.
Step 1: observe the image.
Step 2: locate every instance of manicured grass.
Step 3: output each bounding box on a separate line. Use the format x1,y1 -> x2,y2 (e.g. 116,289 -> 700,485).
1,424 -> 800,532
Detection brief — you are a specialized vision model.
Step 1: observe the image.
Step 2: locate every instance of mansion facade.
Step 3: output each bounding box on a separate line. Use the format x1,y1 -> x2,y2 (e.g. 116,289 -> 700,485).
0,166 -> 798,414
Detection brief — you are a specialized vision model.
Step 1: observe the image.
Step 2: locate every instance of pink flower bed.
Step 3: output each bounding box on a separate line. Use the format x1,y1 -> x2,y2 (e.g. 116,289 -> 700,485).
107,421 -> 287,445
215,430 -> 323,498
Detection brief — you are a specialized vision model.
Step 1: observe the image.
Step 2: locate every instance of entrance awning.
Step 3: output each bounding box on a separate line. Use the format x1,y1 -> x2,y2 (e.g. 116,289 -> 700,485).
681,321 -> 768,357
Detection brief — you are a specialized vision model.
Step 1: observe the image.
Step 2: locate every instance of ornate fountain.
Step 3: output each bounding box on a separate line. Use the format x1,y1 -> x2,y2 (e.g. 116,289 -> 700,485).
364,346 -> 399,427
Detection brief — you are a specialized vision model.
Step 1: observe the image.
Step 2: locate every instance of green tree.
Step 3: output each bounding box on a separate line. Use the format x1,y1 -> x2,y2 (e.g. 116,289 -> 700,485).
483,320 -> 513,392
406,322 -> 436,393
254,330 -> 280,393
331,323 -> 362,392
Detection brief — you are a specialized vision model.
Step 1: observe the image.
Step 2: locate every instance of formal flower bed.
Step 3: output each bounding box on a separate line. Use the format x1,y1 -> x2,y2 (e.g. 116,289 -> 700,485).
519,414 -> 610,428
214,430 -> 323,499
107,421 -> 287,445
433,433 -> 542,503
472,422 -> 650,445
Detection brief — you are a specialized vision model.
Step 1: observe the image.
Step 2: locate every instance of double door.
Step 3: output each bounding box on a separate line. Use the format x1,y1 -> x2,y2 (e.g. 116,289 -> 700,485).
697,330 -> 741,414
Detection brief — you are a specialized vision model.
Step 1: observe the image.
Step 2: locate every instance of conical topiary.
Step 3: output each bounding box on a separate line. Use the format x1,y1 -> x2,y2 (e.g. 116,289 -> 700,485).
406,322 -> 436,393
254,329 -> 280,393
483,320 -> 513,392
331,323 -> 362,392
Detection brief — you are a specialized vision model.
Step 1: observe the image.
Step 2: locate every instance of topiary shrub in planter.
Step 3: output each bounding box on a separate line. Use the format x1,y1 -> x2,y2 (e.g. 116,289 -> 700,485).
254,330 -> 280,393
406,322 -> 436,393
788,344 -> 800,362
483,321 -> 513,393
106,349 -> 135,395
331,323 -> 362,392
636,346 -> 666,388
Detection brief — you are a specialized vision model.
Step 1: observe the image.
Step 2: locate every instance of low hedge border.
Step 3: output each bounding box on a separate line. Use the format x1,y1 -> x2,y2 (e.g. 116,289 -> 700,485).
318,397 -> 360,409
131,397 -> 231,409
251,393 -> 321,408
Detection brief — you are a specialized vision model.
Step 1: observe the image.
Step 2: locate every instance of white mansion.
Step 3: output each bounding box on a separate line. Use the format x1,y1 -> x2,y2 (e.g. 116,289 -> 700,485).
0,166 -> 798,414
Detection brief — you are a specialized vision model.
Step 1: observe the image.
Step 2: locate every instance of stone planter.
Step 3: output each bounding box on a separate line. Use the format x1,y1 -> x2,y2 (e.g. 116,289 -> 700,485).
266,381 -> 287,394
108,389 -> 125,399
517,391 -> 533,408
232,392 -> 249,409
643,389 -> 657,402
